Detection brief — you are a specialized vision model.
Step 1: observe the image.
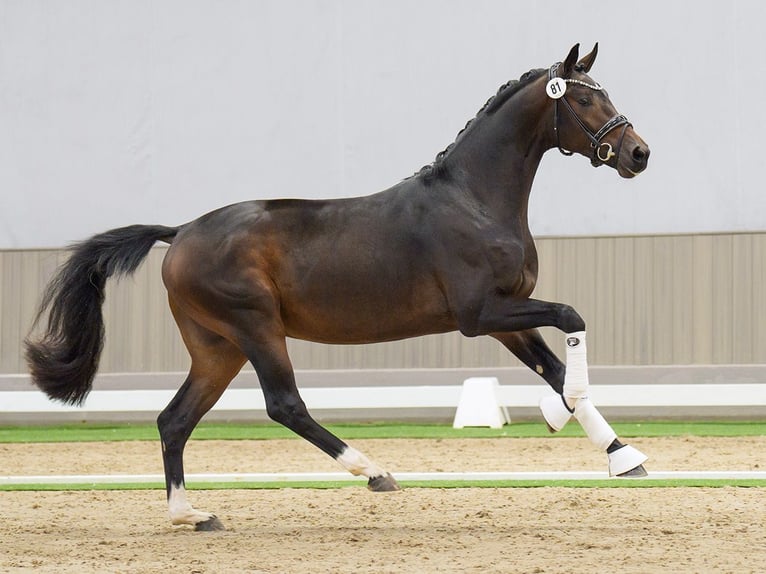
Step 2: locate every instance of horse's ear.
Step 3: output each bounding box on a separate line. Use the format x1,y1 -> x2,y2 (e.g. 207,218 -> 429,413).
560,43 -> 580,78
576,43 -> 599,73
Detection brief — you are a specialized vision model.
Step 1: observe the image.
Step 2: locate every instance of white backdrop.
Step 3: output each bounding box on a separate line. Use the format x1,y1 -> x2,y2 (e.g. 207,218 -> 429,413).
1,1 -> 765,248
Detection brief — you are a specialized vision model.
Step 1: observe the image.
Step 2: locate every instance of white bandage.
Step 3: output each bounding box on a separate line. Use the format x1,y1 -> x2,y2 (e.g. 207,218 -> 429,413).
608,445 -> 649,477
563,331 -> 589,404
572,397 -> 617,451
539,395 -> 572,432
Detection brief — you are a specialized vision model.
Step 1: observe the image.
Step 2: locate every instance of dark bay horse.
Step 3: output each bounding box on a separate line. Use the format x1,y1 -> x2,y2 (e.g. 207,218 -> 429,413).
26,44 -> 650,530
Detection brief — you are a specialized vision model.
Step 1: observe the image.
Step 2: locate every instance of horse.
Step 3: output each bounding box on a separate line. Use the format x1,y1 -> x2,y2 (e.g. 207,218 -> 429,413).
26,43 -> 650,531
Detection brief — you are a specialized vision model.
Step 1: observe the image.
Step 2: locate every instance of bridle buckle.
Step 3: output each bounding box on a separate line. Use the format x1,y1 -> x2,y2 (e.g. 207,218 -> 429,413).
596,142 -> 615,163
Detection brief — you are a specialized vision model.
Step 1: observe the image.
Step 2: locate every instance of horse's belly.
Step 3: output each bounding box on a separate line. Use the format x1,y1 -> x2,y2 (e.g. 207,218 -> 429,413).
285,320 -> 454,345
280,284 -> 455,344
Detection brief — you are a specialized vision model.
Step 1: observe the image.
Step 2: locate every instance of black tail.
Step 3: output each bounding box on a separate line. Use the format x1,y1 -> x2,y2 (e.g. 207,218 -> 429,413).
25,224 -> 179,405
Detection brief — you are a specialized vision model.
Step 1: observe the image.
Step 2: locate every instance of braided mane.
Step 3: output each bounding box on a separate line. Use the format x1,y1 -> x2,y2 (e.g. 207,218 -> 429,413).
418,68 -> 545,180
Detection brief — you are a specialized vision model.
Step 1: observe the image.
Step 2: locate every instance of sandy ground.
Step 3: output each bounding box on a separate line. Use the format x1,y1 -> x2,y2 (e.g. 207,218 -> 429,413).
2,436 -> 766,573
4,436 -> 765,475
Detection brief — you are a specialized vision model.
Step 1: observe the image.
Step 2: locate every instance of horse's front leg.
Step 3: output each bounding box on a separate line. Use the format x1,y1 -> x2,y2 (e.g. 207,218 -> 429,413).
465,299 -> 648,476
491,328 -> 565,394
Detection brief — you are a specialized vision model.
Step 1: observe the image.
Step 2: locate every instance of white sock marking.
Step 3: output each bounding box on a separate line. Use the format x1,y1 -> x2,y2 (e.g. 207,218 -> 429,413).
167,484 -> 215,526
335,446 -> 386,478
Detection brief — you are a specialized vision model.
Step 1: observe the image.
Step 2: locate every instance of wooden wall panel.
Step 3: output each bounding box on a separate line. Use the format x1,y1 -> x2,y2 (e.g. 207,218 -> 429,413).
2,232 -> 765,375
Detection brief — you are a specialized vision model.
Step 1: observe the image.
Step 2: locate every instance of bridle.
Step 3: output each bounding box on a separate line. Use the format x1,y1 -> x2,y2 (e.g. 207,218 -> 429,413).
548,63 -> 631,167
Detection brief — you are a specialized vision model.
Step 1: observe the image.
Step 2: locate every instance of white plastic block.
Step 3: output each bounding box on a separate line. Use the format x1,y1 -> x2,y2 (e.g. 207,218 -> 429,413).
452,377 -> 510,429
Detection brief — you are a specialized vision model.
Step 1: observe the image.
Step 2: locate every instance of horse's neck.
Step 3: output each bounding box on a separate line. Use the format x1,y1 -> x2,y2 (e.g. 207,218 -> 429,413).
445,104 -> 550,222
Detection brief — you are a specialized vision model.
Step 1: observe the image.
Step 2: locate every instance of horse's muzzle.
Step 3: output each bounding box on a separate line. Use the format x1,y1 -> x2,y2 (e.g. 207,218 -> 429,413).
617,136 -> 650,179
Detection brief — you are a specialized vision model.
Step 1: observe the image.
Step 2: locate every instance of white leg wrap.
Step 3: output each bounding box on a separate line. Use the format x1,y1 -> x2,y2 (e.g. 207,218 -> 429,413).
572,397 -> 617,451
539,330 -> 589,432
608,445 -> 649,477
563,331 -> 589,407
539,395 -> 573,432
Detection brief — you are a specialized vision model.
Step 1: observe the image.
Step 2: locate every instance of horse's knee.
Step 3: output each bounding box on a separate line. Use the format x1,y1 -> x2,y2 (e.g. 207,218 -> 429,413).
558,304 -> 585,333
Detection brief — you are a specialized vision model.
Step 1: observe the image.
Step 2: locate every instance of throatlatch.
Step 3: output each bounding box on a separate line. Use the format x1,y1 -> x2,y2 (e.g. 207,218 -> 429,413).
539,331 -> 648,476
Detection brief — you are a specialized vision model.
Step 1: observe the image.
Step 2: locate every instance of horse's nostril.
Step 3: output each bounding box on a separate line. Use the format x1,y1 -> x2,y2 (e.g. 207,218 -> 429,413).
632,146 -> 647,162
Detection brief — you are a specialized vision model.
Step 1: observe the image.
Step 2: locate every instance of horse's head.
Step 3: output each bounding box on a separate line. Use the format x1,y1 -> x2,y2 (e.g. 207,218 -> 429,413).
545,43 -> 649,178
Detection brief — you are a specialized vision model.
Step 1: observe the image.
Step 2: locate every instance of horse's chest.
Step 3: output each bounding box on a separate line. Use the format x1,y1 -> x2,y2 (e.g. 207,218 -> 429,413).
481,237 -> 538,297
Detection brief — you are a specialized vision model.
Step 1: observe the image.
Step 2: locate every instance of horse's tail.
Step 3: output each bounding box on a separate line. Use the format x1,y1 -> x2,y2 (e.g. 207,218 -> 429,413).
25,224 -> 179,406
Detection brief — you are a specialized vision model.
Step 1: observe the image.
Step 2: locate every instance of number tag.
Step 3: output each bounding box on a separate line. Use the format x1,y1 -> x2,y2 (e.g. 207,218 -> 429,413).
546,78 -> 567,99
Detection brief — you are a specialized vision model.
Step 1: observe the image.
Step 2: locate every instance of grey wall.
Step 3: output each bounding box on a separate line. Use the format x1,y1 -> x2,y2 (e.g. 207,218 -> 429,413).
1,1 -> 765,249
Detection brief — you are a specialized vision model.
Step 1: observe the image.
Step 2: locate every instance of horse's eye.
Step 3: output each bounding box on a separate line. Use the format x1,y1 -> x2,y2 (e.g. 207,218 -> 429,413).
578,97 -> 591,106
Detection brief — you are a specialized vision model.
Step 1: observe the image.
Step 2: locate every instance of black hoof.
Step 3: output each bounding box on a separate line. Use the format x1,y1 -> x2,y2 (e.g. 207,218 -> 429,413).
194,516 -> 225,531
367,473 -> 401,492
617,464 -> 648,478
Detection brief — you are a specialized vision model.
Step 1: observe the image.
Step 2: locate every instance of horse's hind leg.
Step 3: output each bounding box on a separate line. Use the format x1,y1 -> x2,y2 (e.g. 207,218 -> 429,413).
493,328 -> 648,477
240,333 -> 399,492
157,305 -> 247,531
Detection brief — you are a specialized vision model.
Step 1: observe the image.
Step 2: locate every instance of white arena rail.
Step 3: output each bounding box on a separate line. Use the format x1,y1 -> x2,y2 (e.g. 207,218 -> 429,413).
1,365 -> 765,422
3,384 -> 766,414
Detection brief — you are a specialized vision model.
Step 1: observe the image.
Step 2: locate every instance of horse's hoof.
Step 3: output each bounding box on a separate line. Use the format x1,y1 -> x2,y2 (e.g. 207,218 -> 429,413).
617,464 -> 648,478
367,473 -> 401,492
194,516 -> 225,531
